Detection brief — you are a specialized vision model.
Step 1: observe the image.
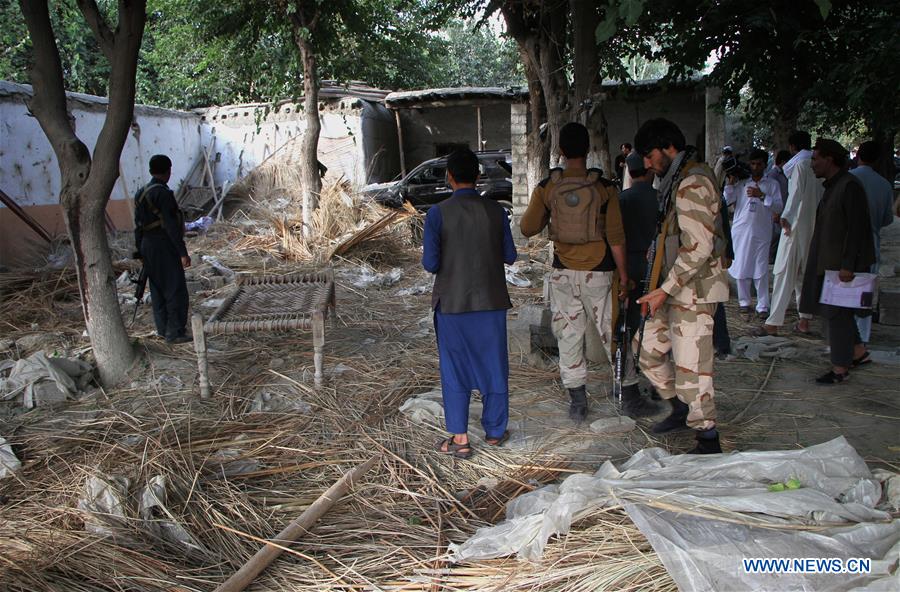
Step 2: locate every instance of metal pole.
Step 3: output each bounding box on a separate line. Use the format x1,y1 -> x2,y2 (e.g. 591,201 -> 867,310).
394,110 -> 406,177
476,106 -> 483,150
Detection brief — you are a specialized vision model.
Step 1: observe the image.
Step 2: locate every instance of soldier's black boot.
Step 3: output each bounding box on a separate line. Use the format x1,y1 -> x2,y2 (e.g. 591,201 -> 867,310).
687,428 -> 722,454
648,385 -> 661,400
621,383 -> 660,418
567,386 -> 588,422
650,397 -> 689,433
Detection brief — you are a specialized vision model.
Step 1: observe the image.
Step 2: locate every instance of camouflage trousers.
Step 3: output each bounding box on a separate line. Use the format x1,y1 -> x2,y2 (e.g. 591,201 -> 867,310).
549,269 -> 613,388
636,302 -> 717,430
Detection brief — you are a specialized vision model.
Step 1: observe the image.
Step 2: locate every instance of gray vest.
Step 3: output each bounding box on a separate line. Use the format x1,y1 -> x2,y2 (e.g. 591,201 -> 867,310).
432,192 -> 511,314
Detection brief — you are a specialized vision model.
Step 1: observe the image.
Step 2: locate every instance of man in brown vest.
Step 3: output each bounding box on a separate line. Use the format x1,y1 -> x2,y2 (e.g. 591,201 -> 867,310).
520,122 -> 631,421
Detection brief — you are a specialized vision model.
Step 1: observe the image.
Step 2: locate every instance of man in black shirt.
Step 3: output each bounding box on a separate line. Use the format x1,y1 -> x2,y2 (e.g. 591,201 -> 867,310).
134,155 -> 191,343
616,152 -> 660,415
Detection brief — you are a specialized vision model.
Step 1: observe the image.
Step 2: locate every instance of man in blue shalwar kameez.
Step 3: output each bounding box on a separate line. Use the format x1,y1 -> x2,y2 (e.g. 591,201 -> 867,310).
422,149 -> 517,459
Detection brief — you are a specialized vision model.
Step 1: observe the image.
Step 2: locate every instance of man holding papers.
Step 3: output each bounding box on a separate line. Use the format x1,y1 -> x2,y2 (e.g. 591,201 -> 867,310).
799,139 -> 876,384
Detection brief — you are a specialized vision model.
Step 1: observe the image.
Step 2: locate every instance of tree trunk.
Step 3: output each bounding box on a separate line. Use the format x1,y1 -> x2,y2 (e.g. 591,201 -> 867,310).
869,127 -> 897,183
571,0 -> 612,174
297,37 -> 321,238
538,3 -> 569,167
20,0 -> 144,386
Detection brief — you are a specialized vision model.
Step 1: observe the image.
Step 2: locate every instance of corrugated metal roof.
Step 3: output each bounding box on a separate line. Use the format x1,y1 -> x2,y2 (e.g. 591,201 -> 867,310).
384,86 -> 527,108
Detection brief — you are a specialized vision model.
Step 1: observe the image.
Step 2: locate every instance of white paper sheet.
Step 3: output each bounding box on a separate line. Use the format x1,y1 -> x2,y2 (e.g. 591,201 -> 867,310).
819,271 -> 877,309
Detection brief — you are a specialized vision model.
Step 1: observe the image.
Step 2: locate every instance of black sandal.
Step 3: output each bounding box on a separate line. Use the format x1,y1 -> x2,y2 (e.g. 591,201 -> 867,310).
485,430 -> 510,447
851,351 -> 871,368
434,436 -> 473,459
815,370 -> 849,384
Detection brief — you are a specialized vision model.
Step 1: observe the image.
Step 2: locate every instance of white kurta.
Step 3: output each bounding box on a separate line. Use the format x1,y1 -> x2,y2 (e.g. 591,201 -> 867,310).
764,151 -> 825,326
772,152 -> 822,276
725,176 -> 783,279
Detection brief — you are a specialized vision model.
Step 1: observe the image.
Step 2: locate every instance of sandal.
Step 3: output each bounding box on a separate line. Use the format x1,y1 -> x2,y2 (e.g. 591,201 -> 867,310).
815,370 -> 849,384
851,351 -> 871,368
485,430 -> 510,447
434,436 -> 473,459
791,322 -> 814,336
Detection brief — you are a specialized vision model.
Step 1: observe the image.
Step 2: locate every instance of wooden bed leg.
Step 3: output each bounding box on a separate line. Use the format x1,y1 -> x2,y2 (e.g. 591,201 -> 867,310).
192,314 -> 211,399
312,311 -> 325,388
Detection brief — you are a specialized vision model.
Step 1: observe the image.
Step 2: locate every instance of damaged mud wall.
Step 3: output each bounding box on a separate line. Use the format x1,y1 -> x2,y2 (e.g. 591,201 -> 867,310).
199,97 -> 398,191
0,81 -> 202,267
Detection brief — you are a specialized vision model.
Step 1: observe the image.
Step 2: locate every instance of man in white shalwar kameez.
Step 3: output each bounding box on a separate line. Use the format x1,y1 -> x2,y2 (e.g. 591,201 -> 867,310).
725,149 -> 783,317
751,131 -> 824,336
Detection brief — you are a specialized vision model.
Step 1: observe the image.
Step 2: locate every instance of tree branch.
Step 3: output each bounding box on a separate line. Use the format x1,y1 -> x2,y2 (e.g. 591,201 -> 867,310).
75,0 -> 115,59
18,0 -> 78,153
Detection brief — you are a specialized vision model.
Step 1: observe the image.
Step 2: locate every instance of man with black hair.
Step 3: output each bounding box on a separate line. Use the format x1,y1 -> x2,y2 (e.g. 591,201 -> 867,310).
725,148 -> 783,319
632,118 -> 729,454
424,149 -> 517,459
800,139 -> 875,383
752,131 -> 824,337
851,141 -> 895,346
615,152 -> 662,414
520,122 -> 629,421
134,154 -> 191,344
615,142 -> 633,189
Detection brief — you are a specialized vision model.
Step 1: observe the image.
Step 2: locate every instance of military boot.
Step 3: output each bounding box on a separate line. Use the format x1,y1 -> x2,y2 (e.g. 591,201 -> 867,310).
567,386 -> 588,422
648,385 -> 661,400
687,428 -> 722,454
621,383 -> 660,418
650,397 -> 689,434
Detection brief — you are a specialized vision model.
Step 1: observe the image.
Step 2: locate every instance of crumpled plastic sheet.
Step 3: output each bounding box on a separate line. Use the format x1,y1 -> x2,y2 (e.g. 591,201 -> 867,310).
448,437 -> 900,591
344,266 -> 403,289
399,389 -> 488,440
77,474 -> 131,536
734,335 -> 799,361
185,215 -> 214,232
0,351 -> 93,408
0,436 -> 21,479
505,261 -> 532,288
139,475 -> 207,552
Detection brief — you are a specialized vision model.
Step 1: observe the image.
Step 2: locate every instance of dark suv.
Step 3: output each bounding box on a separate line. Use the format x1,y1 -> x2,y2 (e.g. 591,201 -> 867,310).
363,150 -> 513,212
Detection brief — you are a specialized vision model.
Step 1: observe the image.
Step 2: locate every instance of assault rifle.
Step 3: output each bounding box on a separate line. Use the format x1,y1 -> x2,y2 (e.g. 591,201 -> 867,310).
635,149 -> 695,360
612,298 -> 629,405
131,265 -> 148,325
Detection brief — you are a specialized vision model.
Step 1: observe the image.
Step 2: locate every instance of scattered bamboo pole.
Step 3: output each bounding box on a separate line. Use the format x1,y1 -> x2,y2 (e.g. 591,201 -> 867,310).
214,454 -> 380,592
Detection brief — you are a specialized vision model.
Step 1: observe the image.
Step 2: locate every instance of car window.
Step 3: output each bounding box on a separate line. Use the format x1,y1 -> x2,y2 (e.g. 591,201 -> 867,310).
410,166 -> 446,184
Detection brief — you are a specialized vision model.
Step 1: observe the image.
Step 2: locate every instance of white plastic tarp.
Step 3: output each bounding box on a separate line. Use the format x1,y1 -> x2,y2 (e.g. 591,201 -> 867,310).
448,437 -> 900,591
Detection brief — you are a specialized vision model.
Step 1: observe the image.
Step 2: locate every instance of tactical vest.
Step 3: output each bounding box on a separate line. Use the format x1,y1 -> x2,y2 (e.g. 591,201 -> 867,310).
662,161 -> 727,273
546,168 -> 610,245
135,182 -> 166,232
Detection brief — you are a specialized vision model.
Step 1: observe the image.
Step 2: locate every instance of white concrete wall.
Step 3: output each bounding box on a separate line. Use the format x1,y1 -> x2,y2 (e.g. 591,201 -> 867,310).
199,99 -> 374,189
0,83 -> 201,208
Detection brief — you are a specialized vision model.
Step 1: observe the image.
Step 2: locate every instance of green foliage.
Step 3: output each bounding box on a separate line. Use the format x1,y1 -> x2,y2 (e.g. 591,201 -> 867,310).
435,19 -> 524,88
0,0 -> 111,96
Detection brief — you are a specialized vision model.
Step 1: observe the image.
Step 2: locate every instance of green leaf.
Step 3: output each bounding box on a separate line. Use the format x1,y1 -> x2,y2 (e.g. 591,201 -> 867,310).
621,0 -> 645,26
814,0 -> 831,20
595,11 -> 618,44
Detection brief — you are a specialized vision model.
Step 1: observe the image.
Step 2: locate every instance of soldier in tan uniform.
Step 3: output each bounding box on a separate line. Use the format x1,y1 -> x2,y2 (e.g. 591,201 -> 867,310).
521,122 -> 634,421
633,119 -> 729,454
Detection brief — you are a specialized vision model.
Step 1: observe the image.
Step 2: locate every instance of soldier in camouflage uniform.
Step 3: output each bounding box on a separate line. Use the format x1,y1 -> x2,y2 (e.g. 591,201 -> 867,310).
633,119 -> 729,454
520,123 -> 631,422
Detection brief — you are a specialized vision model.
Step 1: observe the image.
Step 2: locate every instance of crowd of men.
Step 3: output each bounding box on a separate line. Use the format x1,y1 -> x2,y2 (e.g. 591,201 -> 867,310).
423,119 -> 895,459
134,118 -> 893,461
